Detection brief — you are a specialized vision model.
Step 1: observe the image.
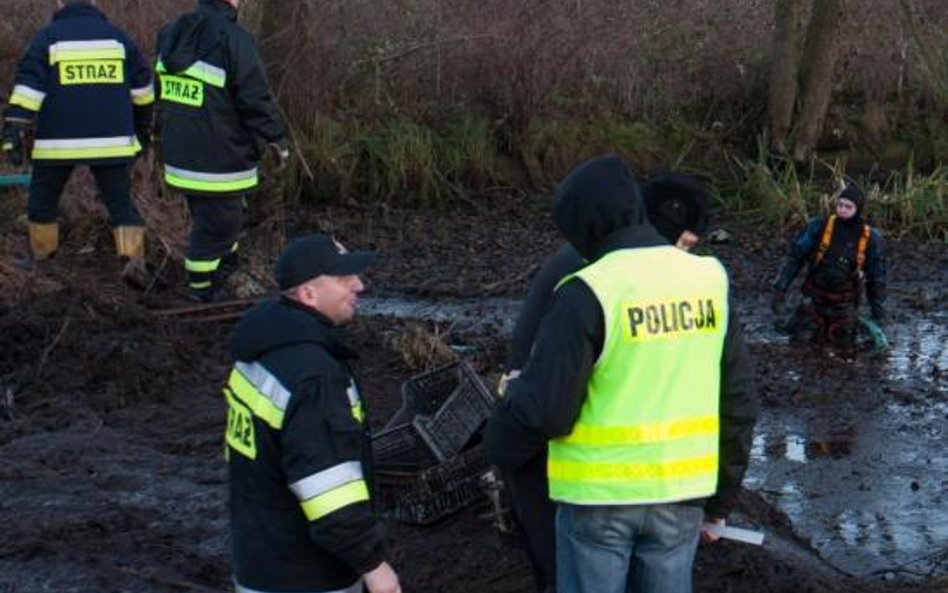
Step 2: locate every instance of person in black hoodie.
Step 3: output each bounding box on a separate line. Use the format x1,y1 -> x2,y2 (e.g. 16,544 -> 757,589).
224,233 -> 401,593
156,0 -> 288,302
497,172 -> 713,593
487,155 -> 758,593
771,185 -> 886,342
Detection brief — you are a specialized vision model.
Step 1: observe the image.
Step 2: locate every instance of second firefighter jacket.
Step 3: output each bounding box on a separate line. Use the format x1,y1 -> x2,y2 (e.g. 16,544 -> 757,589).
225,298 -> 386,593
156,0 -> 285,195
4,2 -> 154,164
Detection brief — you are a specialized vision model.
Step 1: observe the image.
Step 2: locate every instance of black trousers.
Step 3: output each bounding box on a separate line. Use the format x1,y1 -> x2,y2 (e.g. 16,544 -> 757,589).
503,452 -> 556,593
28,163 -> 141,226
185,194 -> 245,290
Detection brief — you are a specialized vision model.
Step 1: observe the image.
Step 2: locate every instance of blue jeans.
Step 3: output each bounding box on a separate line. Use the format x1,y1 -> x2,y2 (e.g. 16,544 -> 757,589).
556,502 -> 703,593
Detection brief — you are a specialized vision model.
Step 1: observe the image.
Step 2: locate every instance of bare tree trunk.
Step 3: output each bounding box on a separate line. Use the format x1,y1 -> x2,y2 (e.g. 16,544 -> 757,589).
259,0 -> 303,99
768,0 -> 803,154
792,0 -> 845,161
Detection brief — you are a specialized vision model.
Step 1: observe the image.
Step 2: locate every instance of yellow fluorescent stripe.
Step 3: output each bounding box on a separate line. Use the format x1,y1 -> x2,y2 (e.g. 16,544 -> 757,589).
548,455 -> 718,482
563,416 -> 719,446
10,93 -> 42,111
227,369 -> 284,429
190,281 -> 213,289
165,172 -> 258,193
300,480 -> 369,521
32,145 -> 138,159
185,258 -> 221,273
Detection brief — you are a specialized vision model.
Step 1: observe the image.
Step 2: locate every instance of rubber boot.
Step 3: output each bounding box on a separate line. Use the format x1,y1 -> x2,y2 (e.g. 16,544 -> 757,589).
15,222 -> 59,271
114,226 -> 150,289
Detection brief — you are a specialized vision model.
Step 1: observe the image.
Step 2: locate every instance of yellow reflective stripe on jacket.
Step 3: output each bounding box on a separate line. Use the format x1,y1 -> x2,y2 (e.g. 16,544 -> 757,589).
345,382 -> 365,423
299,480 -> 370,521
130,83 -> 155,105
10,84 -> 45,111
32,136 -> 140,159
49,39 -> 126,64
548,454 -> 718,483
227,362 -> 290,429
164,165 -> 259,193
185,257 -> 221,273
563,415 -> 719,446
155,58 -> 226,88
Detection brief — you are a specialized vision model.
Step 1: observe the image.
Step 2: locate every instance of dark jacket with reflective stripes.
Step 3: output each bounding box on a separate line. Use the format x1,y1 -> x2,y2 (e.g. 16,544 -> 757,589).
226,298 -> 386,592
3,2 -> 153,164
156,0 -> 285,194
774,214 -> 886,319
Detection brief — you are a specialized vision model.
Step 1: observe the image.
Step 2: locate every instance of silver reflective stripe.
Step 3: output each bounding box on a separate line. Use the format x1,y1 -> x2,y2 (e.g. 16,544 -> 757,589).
345,381 -> 361,407
12,84 -> 45,102
189,60 -> 226,84
234,577 -> 363,593
165,165 -> 259,182
234,361 -> 290,411
49,39 -> 125,61
289,461 -> 364,501
34,136 -> 136,148
131,84 -> 154,97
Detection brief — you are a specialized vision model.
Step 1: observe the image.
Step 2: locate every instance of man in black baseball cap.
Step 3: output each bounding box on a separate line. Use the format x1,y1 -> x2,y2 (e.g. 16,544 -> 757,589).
223,233 -> 401,593
274,233 -> 380,324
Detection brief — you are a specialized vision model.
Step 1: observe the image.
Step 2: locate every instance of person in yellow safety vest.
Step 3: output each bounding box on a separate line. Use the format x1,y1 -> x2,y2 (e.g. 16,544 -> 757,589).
1,0 -> 154,286
487,155 -> 759,593
771,184 -> 887,344
156,0 -> 288,302
224,234 -> 401,593
497,172 -> 714,593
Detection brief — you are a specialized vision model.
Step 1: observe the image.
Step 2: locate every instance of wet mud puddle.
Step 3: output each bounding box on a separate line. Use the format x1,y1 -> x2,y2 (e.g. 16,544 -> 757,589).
362,295 -> 948,581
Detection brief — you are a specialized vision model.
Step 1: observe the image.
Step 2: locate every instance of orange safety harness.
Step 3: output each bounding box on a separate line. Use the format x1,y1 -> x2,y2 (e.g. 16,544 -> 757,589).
813,215 -> 871,273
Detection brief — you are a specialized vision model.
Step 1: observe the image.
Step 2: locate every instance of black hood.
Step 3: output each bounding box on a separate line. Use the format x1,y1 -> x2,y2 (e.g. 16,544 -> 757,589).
230,298 -> 357,363
158,0 -> 236,73
552,155 -> 656,259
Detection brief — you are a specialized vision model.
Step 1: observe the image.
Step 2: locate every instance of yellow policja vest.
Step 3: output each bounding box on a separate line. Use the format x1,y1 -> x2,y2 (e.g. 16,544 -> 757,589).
548,246 -> 729,505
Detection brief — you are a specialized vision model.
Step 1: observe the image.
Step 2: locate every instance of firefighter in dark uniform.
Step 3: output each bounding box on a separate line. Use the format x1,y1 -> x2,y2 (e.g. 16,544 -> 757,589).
224,233 -> 401,593
771,185 -> 887,342
156,0 -> 288,302
1,0 -> 154,282
497,172 -> 714,593
487,156 -> 758,593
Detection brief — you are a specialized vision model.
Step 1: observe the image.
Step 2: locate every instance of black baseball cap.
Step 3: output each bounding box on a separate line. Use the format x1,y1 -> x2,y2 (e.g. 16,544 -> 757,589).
274,234 -> 379,290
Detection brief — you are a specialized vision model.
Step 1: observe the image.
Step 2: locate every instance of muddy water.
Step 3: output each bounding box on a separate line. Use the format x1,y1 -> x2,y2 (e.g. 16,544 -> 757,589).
360,294 -> 948,581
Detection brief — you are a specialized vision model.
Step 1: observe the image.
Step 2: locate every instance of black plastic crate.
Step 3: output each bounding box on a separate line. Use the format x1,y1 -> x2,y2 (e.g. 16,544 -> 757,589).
375,444 -> 490,525
411,362 -> 497,460
371,423 -> 438,471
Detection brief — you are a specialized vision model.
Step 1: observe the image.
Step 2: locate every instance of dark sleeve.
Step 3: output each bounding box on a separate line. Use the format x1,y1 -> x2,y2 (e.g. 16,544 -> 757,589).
774,217 -> 823,291
488,279 -> 603,470
704,298 -> 759,518
124,36 -> 154,138
864,228 -> 887,319
282,376 -> 386,575
507,244 -> 587,370
229,30 -> 286,145
4,31 -> 51,125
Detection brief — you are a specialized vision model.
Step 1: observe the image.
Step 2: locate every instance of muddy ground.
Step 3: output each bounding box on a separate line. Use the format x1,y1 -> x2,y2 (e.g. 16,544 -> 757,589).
0,188 -> 946,593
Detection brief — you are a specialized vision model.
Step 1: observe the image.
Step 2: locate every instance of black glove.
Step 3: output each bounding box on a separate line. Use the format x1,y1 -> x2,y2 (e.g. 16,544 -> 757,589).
2,123 -> 25,167
770,288 -> 787,317
267,140 -> 290,172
